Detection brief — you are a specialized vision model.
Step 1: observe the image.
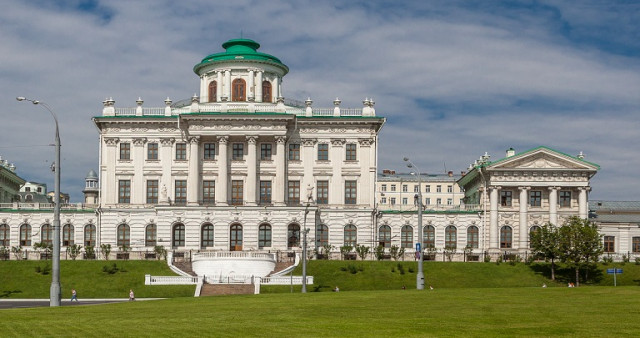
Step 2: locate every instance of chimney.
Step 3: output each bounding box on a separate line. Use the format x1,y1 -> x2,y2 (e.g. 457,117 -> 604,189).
448,171 -> 453,177
577,151 -> 584,160
506,147 -> 515,157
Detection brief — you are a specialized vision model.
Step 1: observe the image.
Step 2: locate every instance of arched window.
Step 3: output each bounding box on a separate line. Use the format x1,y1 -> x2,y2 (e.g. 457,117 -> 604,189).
262,80 -> 272,103
467,226 -> 479,249
316,224 -> 329,247
379,225 -> 391,248
172,223 -> 185,248
41,223 -> 53,246
401,225 -> 413,248
344,224 -> 357,247
84,224 -> 96,247
288,223 -> 301,248
0,223 -> 9,247
232,78 -> 246,102
201,223 -> 214,248
500,226 -> 512,248
258,223 -> 271,249
208,81 -> 217,102
529,225 -> 541,248
230,223 -> 243,250
25,194 -> 33,202
423,225 -> 435,248
20,224 -> 31,246
145,224 -> 157,247
117,224 -> 130,248
445,225 -> 457,249
63,224 -> 74,246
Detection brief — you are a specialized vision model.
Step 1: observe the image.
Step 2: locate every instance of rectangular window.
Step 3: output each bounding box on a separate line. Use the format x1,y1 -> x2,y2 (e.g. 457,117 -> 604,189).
260,143 -> 272,160
120,143 -> 130,160
259,181 -> 272,205
381,197 -> 387,204
381,184 -> 387,192
530,191 -> 542,207
147,143 -> 158,160
288,144 -> 300,160
436,198 -> 442,205
402,185 -> 408,192
436,185 -> 442,193
288,181 -> 300,205
317,181 -> 329,204
402,197 -> 408,205
204,143 -> 216,160
146,180 -> 158,204
345,143 -> 357,161
604,236 -> 615,253
447,185 -> 453,193
632,237 -> 640,253
501,191 -> 512,207
175,143 -> 187,160
391,184 -> 396,192
231,180 -> 243,205
232,143 -> 244,160
414,185 -> 419,193
390,197 -> 396,205
345,180 -> 357,204
425,198 -> 431,205
317,143 -> 329,161
425,186 -> 431,193
203,180 -> 215,205
559,191 -> 571,207
174,180 -> 187,205
118,180 -> 131,204
447,198 -> 453,205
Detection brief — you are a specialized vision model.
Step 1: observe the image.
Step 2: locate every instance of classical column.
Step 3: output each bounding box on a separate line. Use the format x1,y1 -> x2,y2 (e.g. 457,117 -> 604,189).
276,76 -> 282,99
331,139 -> 345,204
256,71 -> 264,102
519,186 -> 529,249
248,69 -> 255,101
132,138 -> 146,204
274,136 -> 287,205
104,137 -> 119,205
489,186 -> 499,249
301,138 -> 316,203
246,136 -> 258,206
578,187 -> 589,219
159,138 -> 175,205
216,136 -> 229,206
548,187 -> 558,226
187,136 -> 200,206
359,138 -> 374,206
224,69 -> 231,101
216,71 -> 223,101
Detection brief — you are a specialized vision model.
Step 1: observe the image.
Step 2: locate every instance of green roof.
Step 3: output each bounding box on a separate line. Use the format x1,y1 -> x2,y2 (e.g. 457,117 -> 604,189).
193,39 -> 289,75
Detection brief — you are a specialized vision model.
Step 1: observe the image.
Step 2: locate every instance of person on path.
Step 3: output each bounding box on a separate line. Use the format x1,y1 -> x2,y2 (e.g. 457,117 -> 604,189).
71,289 -> 78,301
129,289 -> 135,301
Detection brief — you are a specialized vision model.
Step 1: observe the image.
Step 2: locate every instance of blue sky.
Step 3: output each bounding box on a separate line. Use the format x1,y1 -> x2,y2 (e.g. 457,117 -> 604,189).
1,0 -> 639,201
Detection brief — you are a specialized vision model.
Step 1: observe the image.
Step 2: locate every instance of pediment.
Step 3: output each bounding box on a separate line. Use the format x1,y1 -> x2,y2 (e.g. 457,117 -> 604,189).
489,148 -> 598,171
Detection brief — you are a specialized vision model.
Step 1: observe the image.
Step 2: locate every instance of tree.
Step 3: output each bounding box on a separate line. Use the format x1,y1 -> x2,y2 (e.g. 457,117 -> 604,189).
66,244 -> 83,260
558,217 -> 603,286
340,245 -> 353,260
530,223 -> 561,280
100,243 -> 112,260
354,244 -> 370,260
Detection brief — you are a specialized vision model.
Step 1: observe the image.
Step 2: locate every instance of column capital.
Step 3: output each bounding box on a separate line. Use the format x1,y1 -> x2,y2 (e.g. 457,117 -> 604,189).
331,138 -> 346,146
358,138 -> 374,147
188,136 -> 200,144
578,186 -> 592,192
132,137 -> 147,146
160,138 -> 175,146
518,186 -> 530,191
217,136 -> 229,144
548,186 -> 560,191
105,137 -> 119,146
489,185 -> 501,191
275,136 -> 287,144
246,136 -> 258,144
301,138 -> 316,147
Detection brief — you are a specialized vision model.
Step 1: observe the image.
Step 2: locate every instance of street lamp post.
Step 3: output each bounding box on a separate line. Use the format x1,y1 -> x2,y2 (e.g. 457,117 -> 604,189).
301,187 -> 314,293
404,157 -> 424,290
17,97 -> 62,306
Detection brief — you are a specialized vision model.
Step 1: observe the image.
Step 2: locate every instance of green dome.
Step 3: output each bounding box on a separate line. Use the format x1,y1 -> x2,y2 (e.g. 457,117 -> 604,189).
193,38 -> 288,75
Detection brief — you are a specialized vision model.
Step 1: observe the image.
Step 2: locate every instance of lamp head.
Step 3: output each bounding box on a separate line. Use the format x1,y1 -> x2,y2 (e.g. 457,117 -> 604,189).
403,157 -> 409,162
16,97 -> 25,101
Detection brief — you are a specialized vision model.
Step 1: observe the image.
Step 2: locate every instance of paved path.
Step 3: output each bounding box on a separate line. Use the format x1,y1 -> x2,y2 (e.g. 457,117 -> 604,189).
0,298 -> 161,310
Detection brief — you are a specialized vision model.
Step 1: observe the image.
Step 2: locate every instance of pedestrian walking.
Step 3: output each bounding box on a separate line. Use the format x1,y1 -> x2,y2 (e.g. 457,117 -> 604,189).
71,289 -> 78,301
129,289 -> 135,301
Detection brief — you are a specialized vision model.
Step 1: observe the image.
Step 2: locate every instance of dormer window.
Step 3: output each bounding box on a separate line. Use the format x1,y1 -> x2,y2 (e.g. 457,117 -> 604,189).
262,81 -> 272,103
232,78 -> 246,101
208,81 -> 217,102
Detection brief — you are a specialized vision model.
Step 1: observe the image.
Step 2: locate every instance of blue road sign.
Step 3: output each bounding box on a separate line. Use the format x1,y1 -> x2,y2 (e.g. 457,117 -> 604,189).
606,268 -> 623,274
416,243 -> 421,252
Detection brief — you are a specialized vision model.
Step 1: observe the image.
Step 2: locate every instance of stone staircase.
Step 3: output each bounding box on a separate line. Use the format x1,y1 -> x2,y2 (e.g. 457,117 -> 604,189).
269,261 -> 294,276
200,284 -> 254,296
172,261 -> 196,276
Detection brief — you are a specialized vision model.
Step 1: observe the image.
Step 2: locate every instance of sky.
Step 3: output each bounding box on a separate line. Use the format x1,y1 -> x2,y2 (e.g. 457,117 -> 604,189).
1,0 -> 639,202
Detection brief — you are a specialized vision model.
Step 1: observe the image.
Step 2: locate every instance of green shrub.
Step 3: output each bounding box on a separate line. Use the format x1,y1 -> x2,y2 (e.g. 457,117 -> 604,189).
636,257 -> 640,265
374,245 -> 385,261
602,256 -> 613,265
102,263 -> 120,274
85,245 -> 96,260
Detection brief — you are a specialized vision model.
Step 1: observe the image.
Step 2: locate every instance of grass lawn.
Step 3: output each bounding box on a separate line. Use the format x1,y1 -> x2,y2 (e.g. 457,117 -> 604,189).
0,260 -> 194,299
1,287 -> 639,337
